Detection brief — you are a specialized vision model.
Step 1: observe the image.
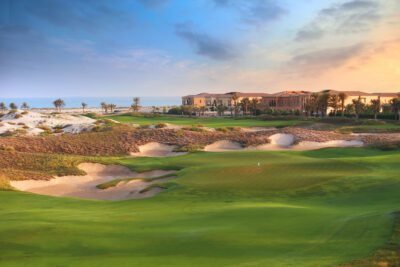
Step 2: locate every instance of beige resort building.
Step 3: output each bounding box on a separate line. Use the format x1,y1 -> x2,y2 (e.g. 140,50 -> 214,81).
182,90 -> 399,113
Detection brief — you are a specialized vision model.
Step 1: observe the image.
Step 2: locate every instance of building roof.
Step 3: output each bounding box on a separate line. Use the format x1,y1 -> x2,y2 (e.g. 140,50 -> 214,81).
183,92 -> 272,98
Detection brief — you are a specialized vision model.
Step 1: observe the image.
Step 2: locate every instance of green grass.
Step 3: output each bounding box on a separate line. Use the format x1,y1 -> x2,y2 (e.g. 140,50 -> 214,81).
334,123 -> 400,134
108,115 -> 309,128
1,148 -> 400,266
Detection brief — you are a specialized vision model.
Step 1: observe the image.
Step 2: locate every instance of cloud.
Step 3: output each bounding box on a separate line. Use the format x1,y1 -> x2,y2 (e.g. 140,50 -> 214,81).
175,22 -> 236,61
23,0 -> 134,32
295,0 -> 380,41
287,43 -> 366,75
213,0 -> 286,25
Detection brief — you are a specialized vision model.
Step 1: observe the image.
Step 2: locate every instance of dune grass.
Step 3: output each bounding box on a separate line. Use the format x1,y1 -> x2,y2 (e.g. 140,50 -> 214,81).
0,148 -> 400,266
107,114 -> 309,128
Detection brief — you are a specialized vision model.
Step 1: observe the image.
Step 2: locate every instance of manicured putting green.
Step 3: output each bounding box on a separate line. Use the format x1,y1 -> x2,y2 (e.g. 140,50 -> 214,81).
108,115 -> 309,128
1,148 -> 400,266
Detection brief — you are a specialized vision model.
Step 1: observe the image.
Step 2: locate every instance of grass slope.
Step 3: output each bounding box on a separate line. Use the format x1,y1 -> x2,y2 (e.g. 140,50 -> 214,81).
0,148 -> 400,266
108,115 -> 309,128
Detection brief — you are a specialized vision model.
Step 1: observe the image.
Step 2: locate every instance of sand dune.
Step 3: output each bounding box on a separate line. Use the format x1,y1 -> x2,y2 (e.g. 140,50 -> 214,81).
10,163 -> 177,201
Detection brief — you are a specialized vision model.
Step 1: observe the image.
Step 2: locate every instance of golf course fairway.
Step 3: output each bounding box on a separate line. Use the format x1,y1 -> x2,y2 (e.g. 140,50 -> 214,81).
1,148 -> 400,266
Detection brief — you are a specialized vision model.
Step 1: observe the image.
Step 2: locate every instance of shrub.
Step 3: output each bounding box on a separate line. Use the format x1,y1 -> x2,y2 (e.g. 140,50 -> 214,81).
21,111 -> 28,115
173,144 -> 204,152
216,127 -> 229,133
22,125 -> 30,129
92,125 -> 105,132
17,122 -> 25,125
53,129 -> 64,134
0,146 -> 15,151
8,110 -> 17,114
182,126 -> 207,132
0,131 -> 15,137
7,122 -> 15,125
155,123 -> 167,128
38,125 -> 51,131
0,175 -> 13,191
140,124 -> 151,129
85,113 -> 97,119
14,114 -> 23,119
15,129 -> 27,135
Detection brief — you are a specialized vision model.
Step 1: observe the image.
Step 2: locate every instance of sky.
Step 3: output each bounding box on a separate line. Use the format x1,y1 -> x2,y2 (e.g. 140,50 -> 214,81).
0,0 -> 399,97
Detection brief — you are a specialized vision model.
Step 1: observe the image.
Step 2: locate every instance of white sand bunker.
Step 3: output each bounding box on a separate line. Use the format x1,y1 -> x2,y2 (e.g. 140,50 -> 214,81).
204,133 -> 364,152
130,142 -> 187,157
293,140 -> 364,150
10,163 -> 177,201
204,140 -> 244,152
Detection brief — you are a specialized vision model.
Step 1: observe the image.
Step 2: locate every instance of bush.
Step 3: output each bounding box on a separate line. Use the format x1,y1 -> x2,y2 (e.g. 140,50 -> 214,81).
21,111 -> 29,115
216,127 -> 229,133
7,122 -> 15,125
0,131 -> 15,137
8,110 -> 17,114
91,125 -> 105,132
0,146 -> 15,151
155,123 -> 167,128
14,114 -> 23,119
15,129 -> 27,135
53,129 -> 64,134
173,144 -> 204,152
22,125 -> 30,129
17,122 -> 25,125
85,113 -> 98,119
182,126 -> 207,132
38,125 -> 51,131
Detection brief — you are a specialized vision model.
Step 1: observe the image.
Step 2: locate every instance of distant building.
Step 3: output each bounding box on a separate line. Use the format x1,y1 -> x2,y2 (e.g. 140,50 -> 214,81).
260,91 -> 311,111
182,90 -> 400,113
182,92 -> 270,108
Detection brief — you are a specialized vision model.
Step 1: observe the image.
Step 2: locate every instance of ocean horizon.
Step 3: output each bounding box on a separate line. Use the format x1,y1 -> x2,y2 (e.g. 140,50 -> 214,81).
0,96 -> 181,109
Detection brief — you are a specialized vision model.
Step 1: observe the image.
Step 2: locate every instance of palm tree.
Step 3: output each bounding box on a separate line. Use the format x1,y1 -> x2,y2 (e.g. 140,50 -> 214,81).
131,97 -> 140,112
391,97 -> 400,121
317,93 -> 330,117
328,94 -> 339,116
370,97 -> 381,120
352,96 -> 364,120
216,104 -> 227,116
199,106 -> 206,116
231,93 -> 239,117
9,102 -> 18,110
108,104 -> 116,113
0,102 -> 7,113
338,93 -> 348,117
100,102 -> 108,113
53,98 -> 65,112
240,98 -> 251,115
250,98 -> 260,115
21,102 -> 29,110
81,102 -> 87,113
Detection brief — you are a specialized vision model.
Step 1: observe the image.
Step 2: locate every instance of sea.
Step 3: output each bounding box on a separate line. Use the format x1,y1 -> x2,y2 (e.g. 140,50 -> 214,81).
0,97 -> 181,108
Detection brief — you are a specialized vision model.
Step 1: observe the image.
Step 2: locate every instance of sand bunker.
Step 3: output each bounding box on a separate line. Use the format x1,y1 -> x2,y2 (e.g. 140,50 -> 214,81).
130,142 -> 187,157
10,163 -> 177,201
204,140 -> 244,152
204,133 -> 364,152
293,140 -> 364,150
269,134 -> 294,147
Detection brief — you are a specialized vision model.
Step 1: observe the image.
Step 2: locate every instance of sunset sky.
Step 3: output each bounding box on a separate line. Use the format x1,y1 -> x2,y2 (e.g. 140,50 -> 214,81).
1,0 -> 399,97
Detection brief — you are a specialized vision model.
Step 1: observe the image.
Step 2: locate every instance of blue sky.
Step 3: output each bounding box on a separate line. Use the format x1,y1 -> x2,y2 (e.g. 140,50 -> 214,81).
1,0 -> 399,97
